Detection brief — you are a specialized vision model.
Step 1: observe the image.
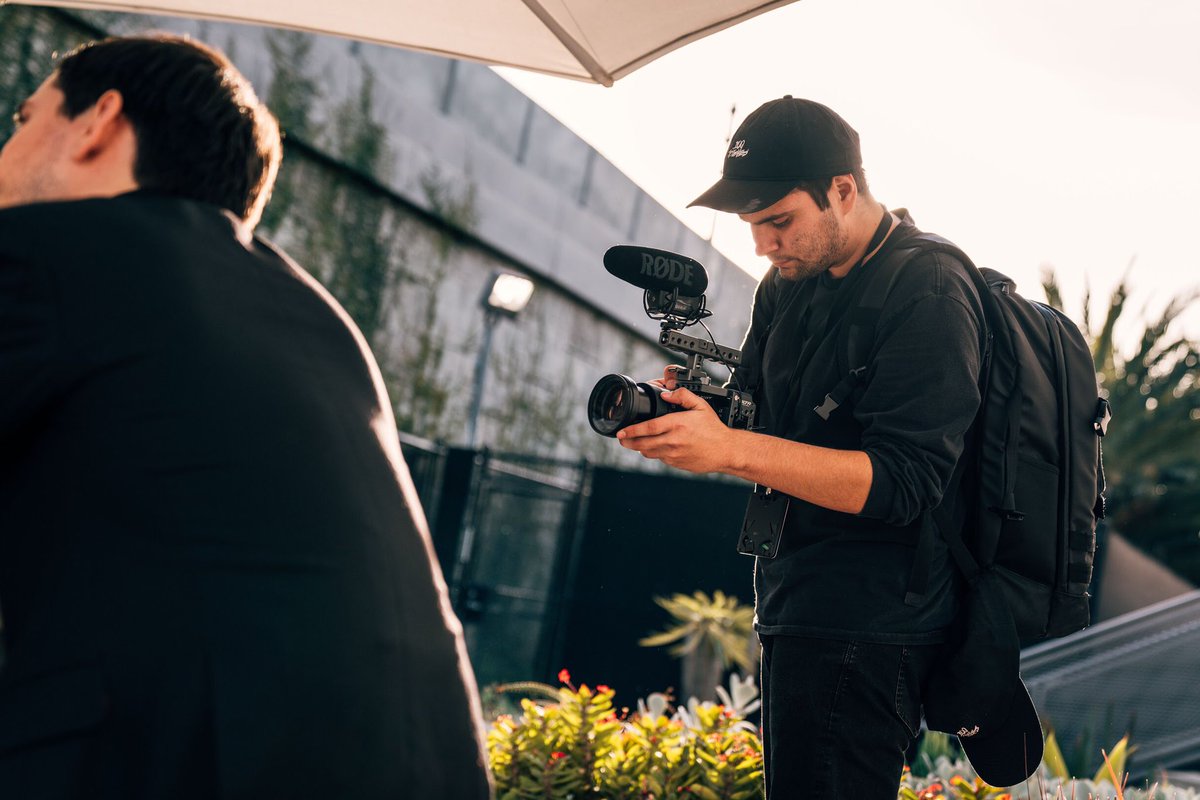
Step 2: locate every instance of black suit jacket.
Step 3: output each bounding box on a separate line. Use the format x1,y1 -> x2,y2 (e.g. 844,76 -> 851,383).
0,192 -> 491,799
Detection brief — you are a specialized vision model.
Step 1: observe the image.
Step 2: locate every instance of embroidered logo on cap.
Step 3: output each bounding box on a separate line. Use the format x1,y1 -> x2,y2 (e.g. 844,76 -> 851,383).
957,726 -> 981,738
727,140 -> 749,158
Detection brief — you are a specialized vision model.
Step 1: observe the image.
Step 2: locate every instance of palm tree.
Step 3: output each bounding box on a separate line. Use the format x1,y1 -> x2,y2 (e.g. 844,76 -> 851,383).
1043,267 -> 1200,581
638,590 -> 756,702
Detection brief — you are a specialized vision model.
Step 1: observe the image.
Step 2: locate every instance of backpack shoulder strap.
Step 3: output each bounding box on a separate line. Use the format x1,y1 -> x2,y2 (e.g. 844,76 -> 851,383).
895,237 -> 998,586
826,233 -> 994,603
814,234 -> 954,420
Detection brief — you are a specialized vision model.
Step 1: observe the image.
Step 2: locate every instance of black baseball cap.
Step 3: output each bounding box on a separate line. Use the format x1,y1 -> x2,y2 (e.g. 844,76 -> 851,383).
688,96 -> 863,215
923,571 -> 1045,788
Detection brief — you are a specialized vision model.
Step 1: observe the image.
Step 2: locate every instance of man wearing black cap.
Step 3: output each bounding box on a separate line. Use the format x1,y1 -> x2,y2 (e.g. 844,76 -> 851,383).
616,97 -> 989,797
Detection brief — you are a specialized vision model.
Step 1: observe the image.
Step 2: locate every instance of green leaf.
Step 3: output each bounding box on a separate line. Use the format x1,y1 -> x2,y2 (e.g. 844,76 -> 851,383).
1043,730 -> 1071,781
639,622 -> 695,648
1095,734 -> 1132,785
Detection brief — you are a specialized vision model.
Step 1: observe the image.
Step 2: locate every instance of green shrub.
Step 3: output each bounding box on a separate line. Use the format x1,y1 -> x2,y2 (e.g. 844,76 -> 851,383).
486,671 -> 763,799
487,674 -> 1199,800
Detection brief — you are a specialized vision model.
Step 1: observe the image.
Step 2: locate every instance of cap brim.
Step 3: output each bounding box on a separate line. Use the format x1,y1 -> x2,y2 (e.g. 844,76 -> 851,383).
687,177 -> 799,215
958,679 -> 1044,788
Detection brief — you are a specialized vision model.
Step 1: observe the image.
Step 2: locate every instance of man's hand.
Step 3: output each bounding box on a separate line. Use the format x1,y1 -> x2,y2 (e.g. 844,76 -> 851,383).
618,380 -> 873,513
616,386 -> 733,474
648,365 -> 684,391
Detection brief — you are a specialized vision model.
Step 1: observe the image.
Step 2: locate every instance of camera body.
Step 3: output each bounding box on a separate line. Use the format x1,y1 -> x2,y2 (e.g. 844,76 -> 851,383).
588,355 -> 756,437
657,329 -> 755,430
678,379 -> 756,430
587,248 -> 756,438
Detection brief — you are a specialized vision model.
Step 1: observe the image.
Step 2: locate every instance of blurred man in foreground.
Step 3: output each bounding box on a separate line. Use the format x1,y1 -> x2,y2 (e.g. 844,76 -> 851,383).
0,34 -> 491,799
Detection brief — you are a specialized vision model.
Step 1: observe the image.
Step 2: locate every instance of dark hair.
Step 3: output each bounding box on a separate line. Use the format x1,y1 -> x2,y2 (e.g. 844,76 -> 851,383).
795,166 -> 870,211
54,35 -> 281,228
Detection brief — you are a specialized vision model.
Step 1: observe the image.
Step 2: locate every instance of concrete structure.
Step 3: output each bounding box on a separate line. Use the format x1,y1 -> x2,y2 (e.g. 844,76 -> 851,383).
1095,531 -> 1194,623
1023,590 -> 1200,778
72,9 -> 759,464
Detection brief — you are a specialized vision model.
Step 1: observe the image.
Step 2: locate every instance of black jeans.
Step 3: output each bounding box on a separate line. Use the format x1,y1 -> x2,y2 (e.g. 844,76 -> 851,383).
759,635 -> 944,800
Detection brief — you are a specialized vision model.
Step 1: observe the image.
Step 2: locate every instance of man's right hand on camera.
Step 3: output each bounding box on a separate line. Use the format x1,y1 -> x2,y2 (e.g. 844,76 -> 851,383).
620,369 -> 875,515
617,385 -> 733,474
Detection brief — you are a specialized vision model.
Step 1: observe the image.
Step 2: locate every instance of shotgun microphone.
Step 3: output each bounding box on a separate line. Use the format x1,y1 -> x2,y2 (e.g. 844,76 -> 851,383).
603,245 -> 709,296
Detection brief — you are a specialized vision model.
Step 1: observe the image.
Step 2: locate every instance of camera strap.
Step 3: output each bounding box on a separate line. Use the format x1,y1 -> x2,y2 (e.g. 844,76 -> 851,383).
772,208 -> 896,437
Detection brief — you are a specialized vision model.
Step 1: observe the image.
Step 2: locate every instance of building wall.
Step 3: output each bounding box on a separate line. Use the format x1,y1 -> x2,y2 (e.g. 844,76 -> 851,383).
0,7 -> 759,465
1095,530 -> 1194,622
0,6 -> 758,465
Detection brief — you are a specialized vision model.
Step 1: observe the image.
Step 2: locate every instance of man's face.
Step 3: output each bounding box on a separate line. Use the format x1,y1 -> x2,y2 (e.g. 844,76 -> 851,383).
0,76 -> 74,210
739,189 -> 849,282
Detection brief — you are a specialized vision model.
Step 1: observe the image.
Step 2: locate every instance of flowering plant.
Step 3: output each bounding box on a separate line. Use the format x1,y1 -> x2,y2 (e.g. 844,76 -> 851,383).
488,674 -> 1199,800
903,755 -> 1200,800
487,671 -> 763,799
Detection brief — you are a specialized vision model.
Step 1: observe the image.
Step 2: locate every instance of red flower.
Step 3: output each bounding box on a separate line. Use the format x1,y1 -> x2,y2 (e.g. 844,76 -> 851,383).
558,668 -> 571,684
550,751 -> 567,760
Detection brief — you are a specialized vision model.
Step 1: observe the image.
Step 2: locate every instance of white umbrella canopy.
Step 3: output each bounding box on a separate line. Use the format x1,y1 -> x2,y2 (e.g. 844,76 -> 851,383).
10,0 -> 801,86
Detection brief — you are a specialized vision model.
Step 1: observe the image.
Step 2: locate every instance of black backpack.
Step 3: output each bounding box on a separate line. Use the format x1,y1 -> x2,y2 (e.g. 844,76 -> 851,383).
819,233 -> 1110,644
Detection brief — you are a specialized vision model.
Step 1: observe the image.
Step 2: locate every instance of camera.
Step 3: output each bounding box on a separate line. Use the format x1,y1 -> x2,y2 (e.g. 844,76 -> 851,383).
587,246 -> 756,437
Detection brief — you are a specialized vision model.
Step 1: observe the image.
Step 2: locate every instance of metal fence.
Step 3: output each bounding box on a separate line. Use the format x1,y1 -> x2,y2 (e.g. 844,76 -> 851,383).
401,433 -> 592,686
444,450 -> 590,686
1022,590 -> 1200,777
397,433 -> 755,696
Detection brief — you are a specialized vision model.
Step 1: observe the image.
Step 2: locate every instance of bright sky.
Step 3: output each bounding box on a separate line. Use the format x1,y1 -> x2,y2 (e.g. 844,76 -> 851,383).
496,0 -> 1200,355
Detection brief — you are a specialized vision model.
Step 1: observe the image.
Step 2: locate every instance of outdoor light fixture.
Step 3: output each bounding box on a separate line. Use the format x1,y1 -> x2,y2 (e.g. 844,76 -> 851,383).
467,272 -> 535,447
485,272 -> 534,316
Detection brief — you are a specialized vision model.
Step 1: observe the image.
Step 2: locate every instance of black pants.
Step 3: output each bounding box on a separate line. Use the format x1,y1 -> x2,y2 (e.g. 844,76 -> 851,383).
759,635 -> 944,800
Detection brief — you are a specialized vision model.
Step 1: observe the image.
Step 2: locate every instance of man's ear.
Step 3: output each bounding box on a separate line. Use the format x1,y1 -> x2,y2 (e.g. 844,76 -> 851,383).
69,89 -> 130,162
830,174 -> 858,212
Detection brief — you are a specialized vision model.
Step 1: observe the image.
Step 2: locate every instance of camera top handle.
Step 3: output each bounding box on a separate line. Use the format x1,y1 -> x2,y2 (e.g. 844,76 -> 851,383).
658,328 -> 743,387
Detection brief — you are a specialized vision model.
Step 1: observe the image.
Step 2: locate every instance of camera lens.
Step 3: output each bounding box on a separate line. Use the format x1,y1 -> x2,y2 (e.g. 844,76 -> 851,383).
587,373 -> 670,437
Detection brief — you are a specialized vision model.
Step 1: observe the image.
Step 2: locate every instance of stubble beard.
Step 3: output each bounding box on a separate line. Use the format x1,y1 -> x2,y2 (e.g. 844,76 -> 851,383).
773,210 -> 849,282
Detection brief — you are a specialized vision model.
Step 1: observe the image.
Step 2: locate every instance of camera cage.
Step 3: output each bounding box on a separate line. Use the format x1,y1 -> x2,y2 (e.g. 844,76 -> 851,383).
585,272 -> 756,438
641,287 -> 742,387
